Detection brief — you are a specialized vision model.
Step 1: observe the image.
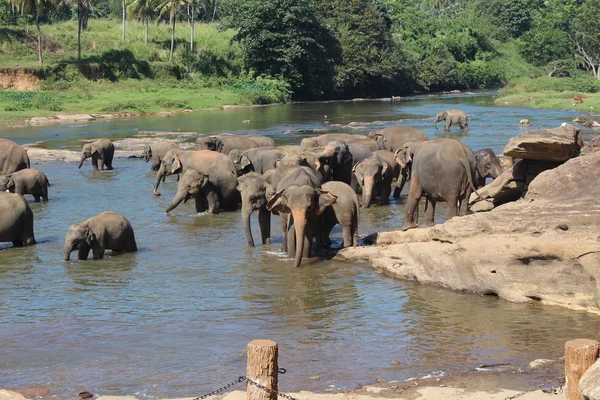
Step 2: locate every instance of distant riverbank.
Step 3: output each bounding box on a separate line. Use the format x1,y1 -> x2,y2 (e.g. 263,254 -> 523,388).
495,90 -> 600,111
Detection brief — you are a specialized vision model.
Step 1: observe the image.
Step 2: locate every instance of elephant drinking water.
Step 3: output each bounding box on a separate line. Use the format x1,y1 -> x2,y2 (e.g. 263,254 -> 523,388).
79,138 -> 115,170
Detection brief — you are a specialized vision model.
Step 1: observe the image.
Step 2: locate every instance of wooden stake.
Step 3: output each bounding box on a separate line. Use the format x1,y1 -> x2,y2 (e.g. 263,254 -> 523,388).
247,339 -> 278,400
565,339 -> 600,400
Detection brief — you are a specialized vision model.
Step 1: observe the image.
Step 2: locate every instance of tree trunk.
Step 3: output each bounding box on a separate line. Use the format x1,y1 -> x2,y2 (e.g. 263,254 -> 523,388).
169,14 -> 175,61
145,17 -> 148,45
77,0 -> 82,60
122,0 -> 126,43
212,0 -> 217,21
36,11 -> 42,64
190,1 -> 194,51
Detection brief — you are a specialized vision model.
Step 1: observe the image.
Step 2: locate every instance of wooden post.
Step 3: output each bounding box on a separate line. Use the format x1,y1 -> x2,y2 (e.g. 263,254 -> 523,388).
247,339 -> 278,400
565,339 -> 600,400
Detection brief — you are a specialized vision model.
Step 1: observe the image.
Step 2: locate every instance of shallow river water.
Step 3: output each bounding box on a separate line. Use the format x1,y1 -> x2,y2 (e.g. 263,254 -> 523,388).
1,91 -> 599,399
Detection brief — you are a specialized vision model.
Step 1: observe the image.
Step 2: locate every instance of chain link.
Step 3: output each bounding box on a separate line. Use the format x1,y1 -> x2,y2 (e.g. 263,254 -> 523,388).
193,368 -> 298,400
504,375 -> 565,400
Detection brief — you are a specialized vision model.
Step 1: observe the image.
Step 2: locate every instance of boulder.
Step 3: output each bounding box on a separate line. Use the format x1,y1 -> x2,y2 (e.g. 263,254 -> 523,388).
580,358 -> 600,400
340,151 -> 600,313
582,137 -> 600,155
573,114 -> 600,128
503,124 -> 583,162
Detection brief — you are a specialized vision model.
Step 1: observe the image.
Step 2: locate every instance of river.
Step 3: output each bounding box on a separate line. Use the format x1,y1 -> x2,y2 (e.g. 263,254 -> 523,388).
0,91 -> 598,399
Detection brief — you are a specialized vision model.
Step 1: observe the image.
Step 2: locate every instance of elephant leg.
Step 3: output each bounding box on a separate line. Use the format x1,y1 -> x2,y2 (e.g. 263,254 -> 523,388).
91,155 -> 100,171
446,195 -> 459,221
78,244 -> 90,260
105,153 -> 114,170
402,180 -> 422,231
287,217 -> 296,258
206,191 -> 220,214
342,224 -> 353,248
394,174 -> 407,198
445,121 -> 451,131
464,122 -> 469,132
459,188 -> 472,216
33,195 -> 41,203
380,180 -> 392,205
92,246 -> 105,259
424,198 -> 436,227
195,195 -> 207,213
280,214 -> 289,253
258,207 -> 271,245
42,188 -> 48,201
11,239 -> 24,247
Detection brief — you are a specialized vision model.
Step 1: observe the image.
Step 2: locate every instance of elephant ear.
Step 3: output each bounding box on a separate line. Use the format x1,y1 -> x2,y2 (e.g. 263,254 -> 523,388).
264,183 -> 275,201
214,138 -> 224,153
240,153 -> 252,170
5,177 -> 14,189
84,228 -> 95,246
266,189 -> 289,213
171,155 -> 182,174
373,133 -> 385,145
352,160 -> 361,172
381,161 -> 389,176
395,146 -> 412,169
315,189 -> 337,215
90,146 -> 98,155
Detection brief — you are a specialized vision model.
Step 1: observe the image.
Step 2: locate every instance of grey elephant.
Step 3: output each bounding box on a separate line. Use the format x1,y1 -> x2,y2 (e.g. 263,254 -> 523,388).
0,138 -> 30,175
300,133 -> 383,152
153,149 -> 238,212
196,135 -> 274,155
165,170 -> 211,213
237,172 -> 275,247
266,167 -> 336,267
352,154 -> 393,208
0,168 -> 50,202
316,140 -> 374,190
474,148 -> 503,188
143,141 -> 179,171
396,138 -> 480,230
79,138 -> 115,170
229,147 -> 288,175
367,126 -> 428,153
64,211 -> 137,261
320,181 -> 359,248
0,192 -> 35,246
434,109 -> 469,132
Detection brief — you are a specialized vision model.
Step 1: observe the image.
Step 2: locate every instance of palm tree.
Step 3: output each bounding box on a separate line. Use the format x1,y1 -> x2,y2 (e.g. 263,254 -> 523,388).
155,0 -> 189,61
11,0 -> 54,63
121,0 -> 127,42
64,0 -> 92,60
127,0 -> 154,44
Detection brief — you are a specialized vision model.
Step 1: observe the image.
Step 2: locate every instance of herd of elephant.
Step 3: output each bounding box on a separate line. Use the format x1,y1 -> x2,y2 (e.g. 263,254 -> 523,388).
0,108 -> 502,268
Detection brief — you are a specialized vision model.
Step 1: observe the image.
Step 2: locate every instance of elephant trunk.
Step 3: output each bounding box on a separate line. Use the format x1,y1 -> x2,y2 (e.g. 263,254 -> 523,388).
318,145 -> 336,163
362,176 -> 375,208
144,149 -> 151,163
153,164 -> 167,196
64,241 -> 75,261
165,187 -> 187,213
292,208 -> 307,268
434,119 -> 439,130
78,155 -> 85,169
241,202 -> 255,247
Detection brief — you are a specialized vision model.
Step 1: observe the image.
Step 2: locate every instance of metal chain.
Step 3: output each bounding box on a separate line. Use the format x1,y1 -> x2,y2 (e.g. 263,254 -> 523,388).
504,375 -> 565,400
193,368 -> 298,400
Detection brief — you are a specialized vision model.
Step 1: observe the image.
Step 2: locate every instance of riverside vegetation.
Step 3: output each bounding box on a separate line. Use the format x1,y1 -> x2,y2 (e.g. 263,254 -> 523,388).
0,0 -> 599,121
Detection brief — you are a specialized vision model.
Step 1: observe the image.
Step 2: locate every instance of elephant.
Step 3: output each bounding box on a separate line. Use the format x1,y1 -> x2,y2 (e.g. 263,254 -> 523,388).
315,140 -> 374,190
373,150 -> 401,197
367,126 -> 428,153
474,148 -> 503,188
352,154 -> 393,208
165,170 -> 211,213
434,109 -> 469,132
395,138 -> 480,230
0,168 -> 50,202
143,141 -> 179,171
0,192 -> 35,246
79,138 -> 115,170
64,211 -> 137,261
0,138 -> 30,175
196,135 -> 274,155
229,147 -> 289,175
320,181 -> 359,248
300,134 -> 384,152
266,167 -> 337,267
237,172 -> 275,247
153,149 -> 238,212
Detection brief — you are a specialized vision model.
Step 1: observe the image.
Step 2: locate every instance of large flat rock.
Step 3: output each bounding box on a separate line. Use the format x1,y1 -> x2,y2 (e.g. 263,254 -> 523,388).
503,125 -> 583,162
580,358 -> 600,400
341,152 -> 600,314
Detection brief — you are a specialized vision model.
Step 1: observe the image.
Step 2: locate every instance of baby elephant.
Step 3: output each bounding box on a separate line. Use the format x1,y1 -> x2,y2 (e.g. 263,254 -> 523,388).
320,181 -> 359,248
0,168 -> 50,202
64,211 -> 137,261
79,138 -> 115,171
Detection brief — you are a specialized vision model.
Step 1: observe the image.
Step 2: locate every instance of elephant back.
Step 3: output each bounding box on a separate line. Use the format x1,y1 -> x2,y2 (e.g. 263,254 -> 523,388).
0,138 -> 30,174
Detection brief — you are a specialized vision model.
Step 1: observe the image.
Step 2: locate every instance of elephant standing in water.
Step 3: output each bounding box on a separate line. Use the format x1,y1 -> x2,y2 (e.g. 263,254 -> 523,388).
352,154 -> 393,208
367,126 -> 428,153
143,141 -> 179,171
395,138 -> 480,230
434,109 -> 469,132
0,168 -> 51,202
266,167 -> 337,267
165,170 -> 211,213
237,172 -> 275,247
320,181 -> 359,248
79,139 -> 115,170
0,138 -> 30,175
196,135 -> 275,155
0,192 -> 35,247
64,211 -> 137,261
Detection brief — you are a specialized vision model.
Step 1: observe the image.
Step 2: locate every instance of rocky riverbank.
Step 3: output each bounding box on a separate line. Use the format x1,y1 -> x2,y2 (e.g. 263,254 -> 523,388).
339,127 -> 600,315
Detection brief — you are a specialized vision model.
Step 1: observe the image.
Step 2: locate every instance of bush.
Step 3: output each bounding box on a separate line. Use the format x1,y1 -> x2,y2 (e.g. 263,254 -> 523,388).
502,76 -> 600,95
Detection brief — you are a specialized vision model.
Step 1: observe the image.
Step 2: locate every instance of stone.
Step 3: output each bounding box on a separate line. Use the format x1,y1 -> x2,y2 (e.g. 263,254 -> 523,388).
0,390 -> 28,400
519,119 -> 531,126
582,137 -> 600,155
580,358 -> 600,400
528,359 -> 555,369
340,151 -> 600,314
470,200 -> 496,213
503,124 -> 583,162
573,114 -> 600,128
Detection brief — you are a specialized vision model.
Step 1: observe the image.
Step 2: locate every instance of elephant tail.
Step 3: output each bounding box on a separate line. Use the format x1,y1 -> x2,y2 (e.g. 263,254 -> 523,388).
47,180 -> 51,187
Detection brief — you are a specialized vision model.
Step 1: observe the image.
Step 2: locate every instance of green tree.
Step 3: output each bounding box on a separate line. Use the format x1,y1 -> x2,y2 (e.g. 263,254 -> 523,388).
571,0 -> 600,79
11,0 -> 54,63
127,0 -> 154,44
229,0 -> 337,97
155,0 -> 189,61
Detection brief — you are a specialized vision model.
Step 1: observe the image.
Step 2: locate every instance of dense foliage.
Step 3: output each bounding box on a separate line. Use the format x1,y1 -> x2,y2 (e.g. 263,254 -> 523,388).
0,0 -> 599,100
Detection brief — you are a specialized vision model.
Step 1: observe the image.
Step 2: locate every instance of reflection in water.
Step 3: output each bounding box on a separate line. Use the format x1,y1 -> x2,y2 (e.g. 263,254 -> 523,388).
0,92 -> 598,399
